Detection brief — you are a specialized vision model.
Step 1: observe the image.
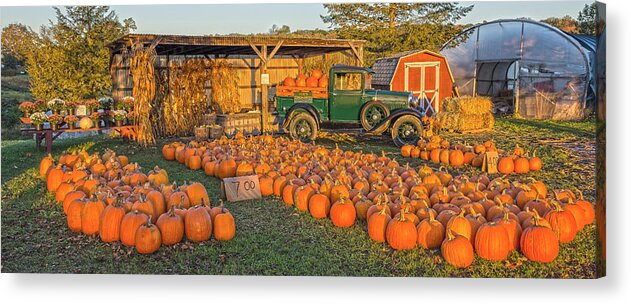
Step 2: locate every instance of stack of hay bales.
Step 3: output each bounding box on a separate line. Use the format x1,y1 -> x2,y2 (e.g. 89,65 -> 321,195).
435,96 -> 494,133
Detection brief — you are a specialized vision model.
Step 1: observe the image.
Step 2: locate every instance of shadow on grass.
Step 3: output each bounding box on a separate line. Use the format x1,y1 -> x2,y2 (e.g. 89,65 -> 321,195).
502,117 -> 595,138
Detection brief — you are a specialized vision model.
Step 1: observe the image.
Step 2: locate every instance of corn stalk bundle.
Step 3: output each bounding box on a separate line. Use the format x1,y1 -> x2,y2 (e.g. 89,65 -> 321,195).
209,59 -> 241,114
129,46 -> 157,146
164,58 -> 211,136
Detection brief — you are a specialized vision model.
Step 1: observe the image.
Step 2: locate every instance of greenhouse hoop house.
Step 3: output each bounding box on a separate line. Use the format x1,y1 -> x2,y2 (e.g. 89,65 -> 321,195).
441,19 -> 596,120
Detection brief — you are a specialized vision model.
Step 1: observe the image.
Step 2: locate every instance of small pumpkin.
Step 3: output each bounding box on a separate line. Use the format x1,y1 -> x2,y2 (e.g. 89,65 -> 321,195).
135,216 -> 162,254
441,230 -> 474,268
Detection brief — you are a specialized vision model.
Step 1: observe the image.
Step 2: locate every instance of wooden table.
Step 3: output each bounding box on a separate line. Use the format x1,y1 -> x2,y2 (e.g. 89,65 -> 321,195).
21,125 -> 138,153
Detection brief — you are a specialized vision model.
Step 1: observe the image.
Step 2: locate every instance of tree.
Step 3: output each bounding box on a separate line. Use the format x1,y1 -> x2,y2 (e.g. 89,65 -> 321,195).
541,15 -> 578,33
4,6 -> 136,100
1,23 -> 38,63
321,3 -> 472,66
577,3 -> 597,35
268,24 -> 291,35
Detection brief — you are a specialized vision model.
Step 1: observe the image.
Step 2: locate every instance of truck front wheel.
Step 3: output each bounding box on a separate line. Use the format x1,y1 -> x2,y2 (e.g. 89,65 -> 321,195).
391,115 -> 422,147
289,113 -> 318,143
360,101 -> 390,132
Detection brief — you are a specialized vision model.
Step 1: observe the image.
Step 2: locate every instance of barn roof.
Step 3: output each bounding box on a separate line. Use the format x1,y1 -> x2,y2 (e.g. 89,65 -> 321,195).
107,34 -> 365,60
371,50 -> 450,87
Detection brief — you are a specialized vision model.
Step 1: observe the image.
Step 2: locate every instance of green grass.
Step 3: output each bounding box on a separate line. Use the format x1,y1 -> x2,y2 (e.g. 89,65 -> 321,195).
1,75 -> 32,139
0,118 -> 599,277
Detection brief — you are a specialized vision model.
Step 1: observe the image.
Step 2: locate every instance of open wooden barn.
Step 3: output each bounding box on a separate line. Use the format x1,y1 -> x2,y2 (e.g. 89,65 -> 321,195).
107,34 -> 365,142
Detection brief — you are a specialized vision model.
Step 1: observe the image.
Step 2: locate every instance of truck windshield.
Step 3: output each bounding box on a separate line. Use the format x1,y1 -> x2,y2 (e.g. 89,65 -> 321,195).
334,73 -> 363,91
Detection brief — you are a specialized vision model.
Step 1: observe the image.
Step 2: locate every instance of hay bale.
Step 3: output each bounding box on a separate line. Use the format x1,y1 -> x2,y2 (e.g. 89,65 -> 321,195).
441,96 -> 492,115
436,112 -> 494,133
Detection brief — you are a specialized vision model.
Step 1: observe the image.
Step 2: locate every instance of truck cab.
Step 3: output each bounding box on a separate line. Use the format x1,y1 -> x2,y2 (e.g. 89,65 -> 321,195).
276,64 -> 427,146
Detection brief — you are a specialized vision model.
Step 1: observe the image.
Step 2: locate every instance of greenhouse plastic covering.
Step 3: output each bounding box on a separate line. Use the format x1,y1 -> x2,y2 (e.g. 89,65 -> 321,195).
441,19 -> 592,120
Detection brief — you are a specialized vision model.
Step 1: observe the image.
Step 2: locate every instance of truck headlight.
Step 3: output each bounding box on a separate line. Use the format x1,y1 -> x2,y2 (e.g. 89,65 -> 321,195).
408,93 -> 418,108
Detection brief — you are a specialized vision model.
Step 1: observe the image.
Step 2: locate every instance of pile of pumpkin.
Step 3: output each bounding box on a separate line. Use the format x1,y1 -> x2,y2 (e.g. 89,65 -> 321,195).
162,134 -> 593,268
401,135 -> 543,174
39,148 -> 235,254
281,69 -> 328,88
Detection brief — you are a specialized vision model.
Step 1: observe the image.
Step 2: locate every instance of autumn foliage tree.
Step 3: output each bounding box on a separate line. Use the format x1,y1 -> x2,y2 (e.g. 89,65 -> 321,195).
2,6 -> 136,100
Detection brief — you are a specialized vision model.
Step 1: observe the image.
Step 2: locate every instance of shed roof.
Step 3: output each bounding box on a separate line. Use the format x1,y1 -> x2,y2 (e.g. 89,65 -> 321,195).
371,50 -> 447,87
107,34 -> 366,59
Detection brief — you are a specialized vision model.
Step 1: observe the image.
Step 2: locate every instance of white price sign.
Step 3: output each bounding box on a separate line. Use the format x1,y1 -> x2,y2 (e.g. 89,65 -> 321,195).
221,175 -> 262,202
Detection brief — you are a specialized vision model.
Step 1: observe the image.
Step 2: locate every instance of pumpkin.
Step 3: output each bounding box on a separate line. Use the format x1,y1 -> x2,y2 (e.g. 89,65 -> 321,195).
184,205 -> 212,242
416,211 -> 445,249
311,69 -> 323,79
513,144 -> 525,156
439,149 -> 450,164
39,154 -> 54,179
55,181 -> 75,204
575,190 -> 595,225
513,157 -> 530,174
308,192 -> 331,219
497,157 -> 514,174
186,182 -> 209,207
46,165 -> 64,192
318,76 -> 329,88
273,176 -> 288,197
295,77 -> 307,87
63,191 -> 86,215
449,150 -> 464,167
283,76 -> 296,86
544,202 -> 578,243
386,210 -> 417,250
236,162 -> 255,176
81,196 -> 105,235
66,199 -> 85,233
441,230 -> 474,268
520,216 -> 559,263
99,201 -> 126,242
162,144 -> 176,161
353,194 -> 372,220
216,156 -> 237,179
330,197 -> 356,228
132,195 -> 157,223
78,116 -> 93,129
446,210 -> 471,240
563,198 -> 586,231
401,144 -> 414,157
294,185 -> 314,212
135,216 -> 162,254
156,205 -> 185,246
213,204 -> 236,241
120,210 -> 149,247
259,175 -> 274,197
305,76 -> 319,87
529,150 -> 543,171
494,211 -> 522,251
281,182 -> 297,206
474,222 -> 511,261
365,205 -> 390,243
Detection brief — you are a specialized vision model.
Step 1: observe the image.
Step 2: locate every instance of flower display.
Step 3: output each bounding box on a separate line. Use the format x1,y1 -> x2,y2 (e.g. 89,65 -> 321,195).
47,98 -> 66,111
112,109 -> 127,121
18,101 -> 35,113
33,100 -> 47,112
99,97 -> 113,110
89,111 -> 101,120
117,96 -> 134,109
47,113 -> 63,125
83,99 -> 99,110
64,115 -> 79,124
29,112 -> 48,124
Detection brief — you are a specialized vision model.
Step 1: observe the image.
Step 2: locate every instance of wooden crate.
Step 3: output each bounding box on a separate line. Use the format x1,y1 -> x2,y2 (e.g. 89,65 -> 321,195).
276,86 -> 328,99
215,113 -> 262,137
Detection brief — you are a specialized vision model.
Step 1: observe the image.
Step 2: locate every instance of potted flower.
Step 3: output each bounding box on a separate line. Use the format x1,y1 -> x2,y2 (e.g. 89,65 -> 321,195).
33,100 -> 48,112
89,111 -> 101,128
47,113 -> 63,131
112,109 -> 127,127
118,96 -> 134,111
64,115 -> 79,130
65,101 -> 77,115
99,97 -> 114,111
47,98 -> 66,114
29,112 -> 48,131
18,101 -> 35,117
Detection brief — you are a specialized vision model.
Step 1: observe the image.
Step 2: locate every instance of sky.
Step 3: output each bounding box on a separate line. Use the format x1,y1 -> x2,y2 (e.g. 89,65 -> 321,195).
0,1 -> 593,35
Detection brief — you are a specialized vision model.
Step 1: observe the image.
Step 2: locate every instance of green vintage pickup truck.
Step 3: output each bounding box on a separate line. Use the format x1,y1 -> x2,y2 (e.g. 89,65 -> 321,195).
276,64 -> 428,146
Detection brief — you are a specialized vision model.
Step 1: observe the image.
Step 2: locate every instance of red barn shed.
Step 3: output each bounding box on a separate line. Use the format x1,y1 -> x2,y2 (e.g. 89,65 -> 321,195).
372,50 -> 455,113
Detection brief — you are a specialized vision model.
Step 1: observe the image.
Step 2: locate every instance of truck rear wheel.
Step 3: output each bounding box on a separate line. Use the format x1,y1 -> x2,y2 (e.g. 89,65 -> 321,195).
391,115 -> 422,147
289,112 -> 318,143
360,101 -> 390,131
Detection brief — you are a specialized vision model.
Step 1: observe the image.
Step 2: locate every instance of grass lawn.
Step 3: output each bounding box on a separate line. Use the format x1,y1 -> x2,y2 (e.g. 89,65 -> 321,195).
0,117 -> 600,277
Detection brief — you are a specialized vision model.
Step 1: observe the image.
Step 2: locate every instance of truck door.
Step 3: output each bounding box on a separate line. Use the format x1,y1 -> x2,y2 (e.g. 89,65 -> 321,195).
329,71 -> 364,122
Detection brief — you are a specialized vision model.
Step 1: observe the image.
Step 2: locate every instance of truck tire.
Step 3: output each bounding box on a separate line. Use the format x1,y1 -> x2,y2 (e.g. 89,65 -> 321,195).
289,112 -> 318,143
391,115 -> 422,147
360,101 -> 390,131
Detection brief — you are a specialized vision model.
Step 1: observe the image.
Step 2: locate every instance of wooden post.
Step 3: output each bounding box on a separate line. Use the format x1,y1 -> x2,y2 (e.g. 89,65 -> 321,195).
261,44 -> 268,132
